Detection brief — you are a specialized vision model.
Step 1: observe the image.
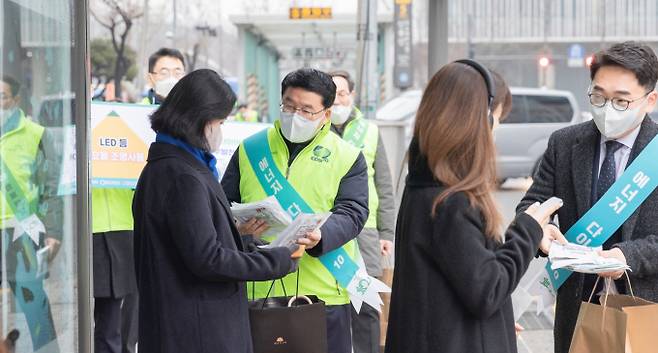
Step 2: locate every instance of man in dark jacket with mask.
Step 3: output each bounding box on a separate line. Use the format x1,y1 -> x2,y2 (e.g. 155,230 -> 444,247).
517,41 -> 658,353
141,48 -> 186,105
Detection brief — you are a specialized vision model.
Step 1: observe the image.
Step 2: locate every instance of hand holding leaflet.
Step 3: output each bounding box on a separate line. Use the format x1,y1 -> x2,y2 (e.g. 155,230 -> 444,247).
266,212 -> 331,249
549,241 -> 630,274
230,196 -> 292,237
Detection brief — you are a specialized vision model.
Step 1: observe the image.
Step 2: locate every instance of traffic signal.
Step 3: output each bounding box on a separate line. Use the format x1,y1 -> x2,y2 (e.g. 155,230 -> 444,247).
539,56 -> 551,68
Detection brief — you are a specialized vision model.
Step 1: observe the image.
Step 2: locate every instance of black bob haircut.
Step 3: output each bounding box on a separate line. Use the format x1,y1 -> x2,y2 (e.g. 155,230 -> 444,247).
281,68 -> 336,109
148,48 -> 186,73
590,41 -> 658,91
1,75 -> 21,97
328,70 -> 355,92
150,69 -> 236,151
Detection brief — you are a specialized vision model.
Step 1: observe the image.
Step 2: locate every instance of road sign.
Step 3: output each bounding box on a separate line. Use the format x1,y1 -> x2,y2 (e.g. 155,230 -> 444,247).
292,47 -> 345,60
289,7 -> 332,20
394,0 -> 413,88
568,44 -> 585,68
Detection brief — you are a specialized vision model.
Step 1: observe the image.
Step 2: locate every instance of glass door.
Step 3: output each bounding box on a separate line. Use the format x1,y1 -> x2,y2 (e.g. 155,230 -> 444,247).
1,0 -> 90,352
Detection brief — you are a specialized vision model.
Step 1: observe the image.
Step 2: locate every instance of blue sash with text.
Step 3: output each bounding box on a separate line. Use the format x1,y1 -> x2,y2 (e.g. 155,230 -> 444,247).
546,135 -> 658,292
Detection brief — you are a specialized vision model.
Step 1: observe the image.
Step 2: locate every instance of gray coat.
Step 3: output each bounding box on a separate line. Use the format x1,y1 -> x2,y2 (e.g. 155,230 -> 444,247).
517,117 -> 658,353
331,114 -> 396,277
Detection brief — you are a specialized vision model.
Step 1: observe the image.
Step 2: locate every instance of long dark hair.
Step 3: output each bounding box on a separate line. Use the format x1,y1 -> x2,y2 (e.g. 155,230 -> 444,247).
150,69 -> 236,151
414,63 -> 510,240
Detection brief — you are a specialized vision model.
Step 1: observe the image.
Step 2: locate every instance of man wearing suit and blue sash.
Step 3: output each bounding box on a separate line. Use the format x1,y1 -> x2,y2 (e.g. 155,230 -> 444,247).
517,41 -> 658,353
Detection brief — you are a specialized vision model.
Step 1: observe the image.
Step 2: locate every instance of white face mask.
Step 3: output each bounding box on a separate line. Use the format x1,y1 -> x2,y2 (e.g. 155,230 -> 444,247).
591,99 -> 646,139
331,104 -> 352,125
280,112 -> 324,143
0,107 -> 16,126
154,77 -> 178,98
205,123 -> 223,152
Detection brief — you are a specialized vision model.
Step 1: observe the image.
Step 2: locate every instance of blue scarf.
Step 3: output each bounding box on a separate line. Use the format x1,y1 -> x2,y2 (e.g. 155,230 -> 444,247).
155,133 -> 219,179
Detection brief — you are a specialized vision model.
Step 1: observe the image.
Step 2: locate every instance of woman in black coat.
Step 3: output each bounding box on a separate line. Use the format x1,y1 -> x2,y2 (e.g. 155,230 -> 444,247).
133,69 -> 308,353
385,62 -> 563,353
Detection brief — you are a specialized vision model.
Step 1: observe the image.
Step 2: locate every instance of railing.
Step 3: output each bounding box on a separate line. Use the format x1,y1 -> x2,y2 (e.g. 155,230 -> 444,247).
449,0 -> 658,43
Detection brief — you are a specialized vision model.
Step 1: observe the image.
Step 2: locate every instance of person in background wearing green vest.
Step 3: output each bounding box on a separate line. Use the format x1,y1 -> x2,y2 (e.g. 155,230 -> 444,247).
329,70 -> 396,353
92,48 -> 186,353
221,68 -> 370,353
140,48 -> 186,105
1,75 -> 62,352
92,186 -> 137,353
234,103 -> 259,122
96,48 -> 186,353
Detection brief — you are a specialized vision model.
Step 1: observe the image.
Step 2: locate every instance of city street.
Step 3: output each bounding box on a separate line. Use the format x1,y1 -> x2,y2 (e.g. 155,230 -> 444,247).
3,0 -> 656,351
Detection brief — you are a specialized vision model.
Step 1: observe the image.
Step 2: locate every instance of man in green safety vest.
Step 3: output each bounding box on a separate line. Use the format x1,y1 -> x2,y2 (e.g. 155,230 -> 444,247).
140,48 -> 186,106
92,182 -> 137,353
234,103 -> 259,123
93,48 -> 186,353
221,68 -> 370,353
329,70 -> 396,353
1,75 -> 62,352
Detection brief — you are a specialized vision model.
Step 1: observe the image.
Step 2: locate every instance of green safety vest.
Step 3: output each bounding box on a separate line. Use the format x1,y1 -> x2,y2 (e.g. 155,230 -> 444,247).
91,188 -> 134,233
235,111 -> 259,123
238,121 -> 361,305
0,110 -> 44,227
341,109 -> 380,229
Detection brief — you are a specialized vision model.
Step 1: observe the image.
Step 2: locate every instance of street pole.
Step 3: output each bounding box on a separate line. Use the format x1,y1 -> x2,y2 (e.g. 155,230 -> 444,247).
138,0 -> 150,90
600,0 -> 606,48
428,0 -> 448,78
172,0 -> 177,47
467,13 -> 474,59
355,0 -> 378,119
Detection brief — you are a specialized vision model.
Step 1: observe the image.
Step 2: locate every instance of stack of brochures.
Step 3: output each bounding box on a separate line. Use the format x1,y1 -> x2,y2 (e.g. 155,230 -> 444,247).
549,242 -> 631,274
231,196 -> 292,238
230,196 -> 331,248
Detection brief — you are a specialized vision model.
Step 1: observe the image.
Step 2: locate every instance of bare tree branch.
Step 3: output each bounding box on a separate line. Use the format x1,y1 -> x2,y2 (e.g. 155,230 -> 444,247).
94,0 -> 144,101
90,8 -> 113,29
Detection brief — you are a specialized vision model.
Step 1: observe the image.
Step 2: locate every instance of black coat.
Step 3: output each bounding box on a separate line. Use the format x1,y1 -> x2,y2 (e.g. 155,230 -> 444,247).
385,142 -> 543,353
133,143 -> 296,353
517,117 -> 658,353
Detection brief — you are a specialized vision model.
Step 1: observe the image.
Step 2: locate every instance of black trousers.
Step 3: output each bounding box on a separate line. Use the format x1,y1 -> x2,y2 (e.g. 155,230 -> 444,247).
326,304 -> 352,353
121,292 -> 139,353
351,304 -> 381,353
95,297 -> 122,353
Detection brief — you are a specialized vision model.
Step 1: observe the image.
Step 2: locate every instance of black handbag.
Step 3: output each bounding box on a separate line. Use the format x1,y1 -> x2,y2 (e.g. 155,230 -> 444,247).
248,272 -> 328,353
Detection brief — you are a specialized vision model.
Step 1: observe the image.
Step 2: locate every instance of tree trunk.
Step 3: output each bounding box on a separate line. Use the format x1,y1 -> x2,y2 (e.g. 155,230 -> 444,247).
114,53 -> 128,101
186,43 -> 200,71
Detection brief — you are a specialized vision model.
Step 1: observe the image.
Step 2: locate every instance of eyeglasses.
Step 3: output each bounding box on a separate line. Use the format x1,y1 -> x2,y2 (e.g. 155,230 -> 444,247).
280,103 -> 326,119
588,91 -> 651,111
150,68 -> 185,79
336,91 -> 351,98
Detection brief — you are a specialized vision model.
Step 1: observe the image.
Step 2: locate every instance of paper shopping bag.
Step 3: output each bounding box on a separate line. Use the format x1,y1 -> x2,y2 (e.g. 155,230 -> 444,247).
606,295 -> 658,353
568,300 -> 626,353
379,265 -> 394,348
569,294 -> 658,353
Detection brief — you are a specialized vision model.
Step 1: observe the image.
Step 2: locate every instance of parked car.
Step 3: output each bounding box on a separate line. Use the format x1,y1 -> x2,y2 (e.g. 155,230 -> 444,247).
376,87 -> 583,181
496,87 -> 582,179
